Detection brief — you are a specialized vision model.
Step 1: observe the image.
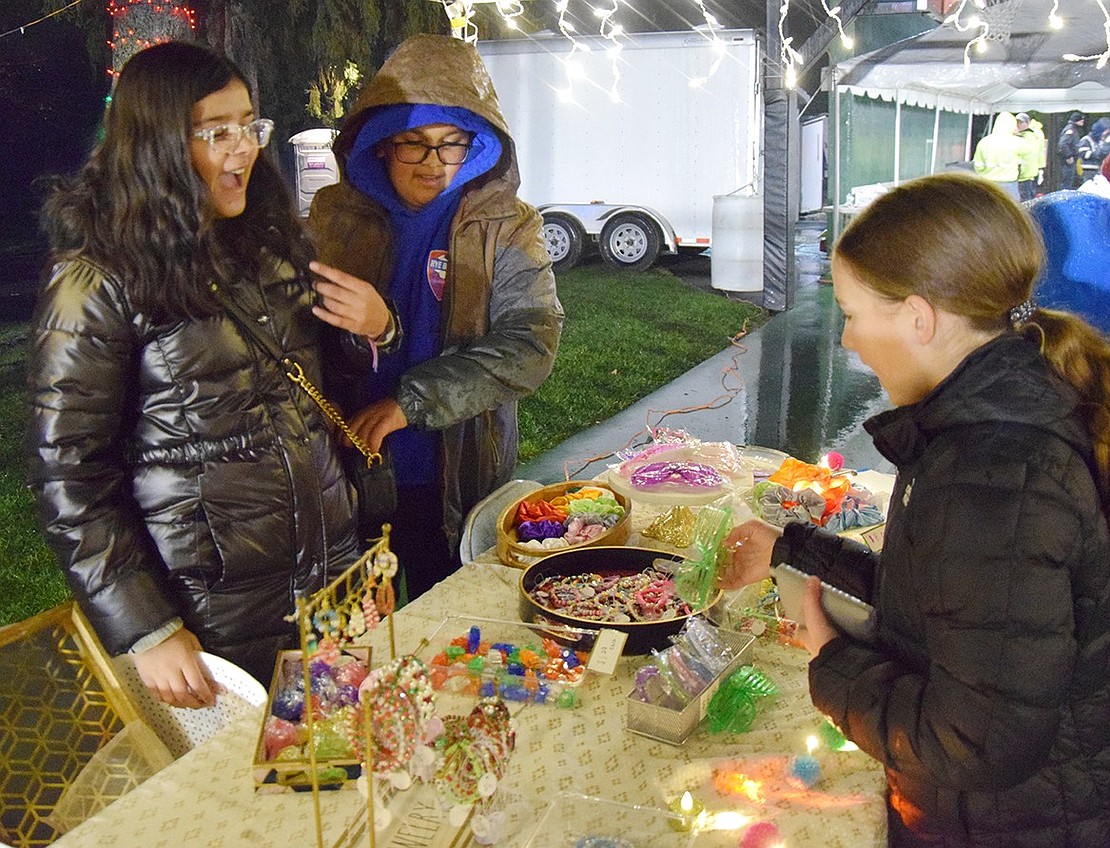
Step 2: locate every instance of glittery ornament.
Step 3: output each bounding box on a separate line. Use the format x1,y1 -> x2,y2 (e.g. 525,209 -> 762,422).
641,505 -> 697,547
332,658 -> 369,689
312,722 -> 351,759
271,687 -> 305,722
263,716 -> 302,759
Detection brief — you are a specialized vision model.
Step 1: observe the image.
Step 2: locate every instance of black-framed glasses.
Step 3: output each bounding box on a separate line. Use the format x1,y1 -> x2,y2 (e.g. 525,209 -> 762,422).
391,139 -> 472,165
192,118 -> 274,153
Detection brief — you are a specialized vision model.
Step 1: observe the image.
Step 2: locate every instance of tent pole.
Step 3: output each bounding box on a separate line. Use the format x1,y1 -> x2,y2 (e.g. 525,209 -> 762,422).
894,95 -> 903,185
832,67 -> 843,245
931,104 -> 941,174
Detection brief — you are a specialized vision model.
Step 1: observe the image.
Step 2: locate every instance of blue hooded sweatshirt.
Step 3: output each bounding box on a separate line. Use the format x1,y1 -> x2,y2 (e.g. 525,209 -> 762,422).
343,104 -> 502,486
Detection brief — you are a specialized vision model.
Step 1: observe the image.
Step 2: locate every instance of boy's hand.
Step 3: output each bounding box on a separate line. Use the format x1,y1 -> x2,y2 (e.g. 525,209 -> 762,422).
310,260 -> 391,338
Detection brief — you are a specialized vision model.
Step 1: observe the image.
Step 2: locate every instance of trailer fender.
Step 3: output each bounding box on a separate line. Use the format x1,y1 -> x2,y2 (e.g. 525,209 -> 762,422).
536,203 -> 677,253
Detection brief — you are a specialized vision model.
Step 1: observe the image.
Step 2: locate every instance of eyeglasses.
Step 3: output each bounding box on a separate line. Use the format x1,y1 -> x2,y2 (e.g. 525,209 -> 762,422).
192,118 -> 274,153
391,139 -> 472,165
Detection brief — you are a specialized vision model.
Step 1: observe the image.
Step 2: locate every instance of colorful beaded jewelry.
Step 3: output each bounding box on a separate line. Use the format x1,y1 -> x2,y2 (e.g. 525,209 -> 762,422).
528,567 -> 692,623
358,656 -> 436,774
433,697 -> 515,806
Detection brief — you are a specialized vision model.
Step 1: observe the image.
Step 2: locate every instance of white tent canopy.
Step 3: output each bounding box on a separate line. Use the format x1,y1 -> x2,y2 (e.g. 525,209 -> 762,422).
834,0 -> 1110,114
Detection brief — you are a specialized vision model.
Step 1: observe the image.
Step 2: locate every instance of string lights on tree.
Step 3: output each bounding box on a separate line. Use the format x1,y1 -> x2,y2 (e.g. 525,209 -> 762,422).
107,0 -> 196,77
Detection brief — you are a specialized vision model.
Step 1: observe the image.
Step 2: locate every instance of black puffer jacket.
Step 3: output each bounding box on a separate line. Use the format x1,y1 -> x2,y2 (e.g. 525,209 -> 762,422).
26,257 -> 361,681
774,334 -> 1110,846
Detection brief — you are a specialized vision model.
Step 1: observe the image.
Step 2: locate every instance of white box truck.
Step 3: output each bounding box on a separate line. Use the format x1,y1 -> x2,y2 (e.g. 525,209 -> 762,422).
477,29 -> 762,274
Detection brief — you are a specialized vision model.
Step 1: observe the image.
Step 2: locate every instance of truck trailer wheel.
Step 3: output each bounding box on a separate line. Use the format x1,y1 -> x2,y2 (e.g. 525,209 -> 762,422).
599,213 -> 661,272
542,212 -> 584,272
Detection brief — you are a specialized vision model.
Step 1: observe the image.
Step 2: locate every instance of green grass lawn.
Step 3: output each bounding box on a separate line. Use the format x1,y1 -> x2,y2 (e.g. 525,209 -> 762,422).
518,264 -> 763,460
0,263 -> 764,627
0,323 -> 70,627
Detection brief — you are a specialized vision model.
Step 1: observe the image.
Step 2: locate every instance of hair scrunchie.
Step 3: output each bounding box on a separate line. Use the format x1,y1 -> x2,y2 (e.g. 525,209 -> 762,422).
1009,299 -> 1036,326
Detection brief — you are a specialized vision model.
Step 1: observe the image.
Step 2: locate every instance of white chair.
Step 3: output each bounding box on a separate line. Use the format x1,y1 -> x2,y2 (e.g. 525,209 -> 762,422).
458,478 -> 540,563
112,651 -> 267,759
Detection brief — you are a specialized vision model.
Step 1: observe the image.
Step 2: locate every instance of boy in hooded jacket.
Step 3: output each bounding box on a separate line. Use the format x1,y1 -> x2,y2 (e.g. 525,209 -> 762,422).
308,34 -> 563,601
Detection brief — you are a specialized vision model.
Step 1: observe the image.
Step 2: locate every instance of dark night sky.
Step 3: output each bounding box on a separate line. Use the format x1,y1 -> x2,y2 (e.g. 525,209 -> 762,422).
2,6 -> 106,238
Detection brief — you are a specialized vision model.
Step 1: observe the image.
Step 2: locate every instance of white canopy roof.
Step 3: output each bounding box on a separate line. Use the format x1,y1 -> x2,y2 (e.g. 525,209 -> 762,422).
834,0 -> 1110,114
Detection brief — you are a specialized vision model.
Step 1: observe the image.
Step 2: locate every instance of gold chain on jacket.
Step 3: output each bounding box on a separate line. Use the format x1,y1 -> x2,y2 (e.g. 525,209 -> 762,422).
283,359 -> 382,467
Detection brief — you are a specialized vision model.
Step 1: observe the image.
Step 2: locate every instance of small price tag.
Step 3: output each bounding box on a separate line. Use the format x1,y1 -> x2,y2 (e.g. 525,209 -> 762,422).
587,628 -> 627,675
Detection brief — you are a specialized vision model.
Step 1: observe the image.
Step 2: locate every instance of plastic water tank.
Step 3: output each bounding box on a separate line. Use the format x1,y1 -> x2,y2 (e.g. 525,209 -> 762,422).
711,194 -> 763,293
289,128 -> 339,217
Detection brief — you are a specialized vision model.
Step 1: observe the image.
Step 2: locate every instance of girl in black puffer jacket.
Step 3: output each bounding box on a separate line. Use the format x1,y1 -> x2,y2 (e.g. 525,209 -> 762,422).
28,43 -> 361,705
721,172 -> 1110,846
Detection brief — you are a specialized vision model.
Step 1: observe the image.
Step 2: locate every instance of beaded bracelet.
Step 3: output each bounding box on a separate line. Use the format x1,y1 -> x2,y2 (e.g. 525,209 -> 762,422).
358,655 -> 436,773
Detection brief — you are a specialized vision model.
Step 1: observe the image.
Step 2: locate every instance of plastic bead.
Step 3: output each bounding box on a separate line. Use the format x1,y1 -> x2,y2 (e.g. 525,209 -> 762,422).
555,689 -> 579,709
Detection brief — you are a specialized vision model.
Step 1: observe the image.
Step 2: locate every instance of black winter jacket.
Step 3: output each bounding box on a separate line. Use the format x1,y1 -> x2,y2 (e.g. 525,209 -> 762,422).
774,334 -> 1110,847
26,257 -> 361,682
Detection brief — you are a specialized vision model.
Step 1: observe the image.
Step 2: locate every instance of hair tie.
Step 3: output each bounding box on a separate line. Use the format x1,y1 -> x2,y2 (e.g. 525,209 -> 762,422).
1009,299 -> 1036,326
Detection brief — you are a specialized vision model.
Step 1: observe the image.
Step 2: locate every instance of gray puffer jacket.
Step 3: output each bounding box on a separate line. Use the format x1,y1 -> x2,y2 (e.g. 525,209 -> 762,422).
774,334 -> 1110,847
26,257 -> 360,680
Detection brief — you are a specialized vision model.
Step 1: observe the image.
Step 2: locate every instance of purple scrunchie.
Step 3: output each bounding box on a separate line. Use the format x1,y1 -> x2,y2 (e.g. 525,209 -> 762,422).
630,461 -> 725,489
517,519 -> 566,541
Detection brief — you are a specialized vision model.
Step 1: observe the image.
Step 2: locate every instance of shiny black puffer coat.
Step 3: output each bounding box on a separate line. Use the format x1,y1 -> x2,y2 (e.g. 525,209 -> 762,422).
775,334 -> 1110,847
26,257 -> 361,681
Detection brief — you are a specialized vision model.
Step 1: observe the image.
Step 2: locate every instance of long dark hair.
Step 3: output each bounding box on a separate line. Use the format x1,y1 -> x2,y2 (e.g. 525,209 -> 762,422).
41,41 -> 311,321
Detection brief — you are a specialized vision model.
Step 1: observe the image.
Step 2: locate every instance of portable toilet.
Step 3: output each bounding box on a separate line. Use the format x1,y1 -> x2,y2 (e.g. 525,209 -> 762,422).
289,128 -> 339,216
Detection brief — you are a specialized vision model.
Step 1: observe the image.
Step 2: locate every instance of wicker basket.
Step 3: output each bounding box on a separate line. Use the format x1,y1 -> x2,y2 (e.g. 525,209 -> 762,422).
495,480 -> 632,569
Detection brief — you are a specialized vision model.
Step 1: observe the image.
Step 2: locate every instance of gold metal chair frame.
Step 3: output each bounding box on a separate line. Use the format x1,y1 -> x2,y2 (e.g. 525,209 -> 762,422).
0,602 -> 145,847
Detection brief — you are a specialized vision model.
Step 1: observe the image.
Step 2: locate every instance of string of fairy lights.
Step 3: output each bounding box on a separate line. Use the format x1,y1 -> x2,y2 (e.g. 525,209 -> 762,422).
3,1 -> 1108,86
944,0 -> 1107,69
436,0 -> 1110,87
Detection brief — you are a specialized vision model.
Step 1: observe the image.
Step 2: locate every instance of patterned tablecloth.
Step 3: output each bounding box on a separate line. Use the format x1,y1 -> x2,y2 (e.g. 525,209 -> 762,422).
53,487 -> 890,848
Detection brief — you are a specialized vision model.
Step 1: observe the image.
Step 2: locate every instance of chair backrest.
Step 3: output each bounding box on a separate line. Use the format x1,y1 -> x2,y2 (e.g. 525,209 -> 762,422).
0,603 -> 149,847
112,652 -> 266,759
458,478 -> 541,563
1027,190 -> 1110,335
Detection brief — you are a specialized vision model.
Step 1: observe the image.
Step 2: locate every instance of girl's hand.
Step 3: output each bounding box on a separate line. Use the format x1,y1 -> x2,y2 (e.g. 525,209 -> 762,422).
349,398 -> 408,454
132,628 -> 217,709
309,260 -> 391,338
800,575 -> 838,657
717,519 -> 782,589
